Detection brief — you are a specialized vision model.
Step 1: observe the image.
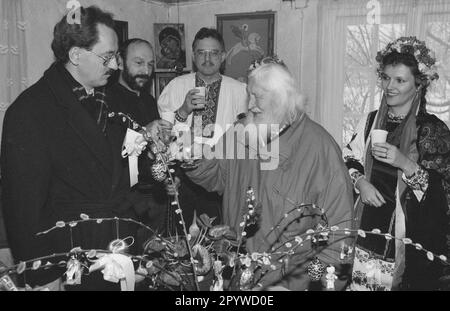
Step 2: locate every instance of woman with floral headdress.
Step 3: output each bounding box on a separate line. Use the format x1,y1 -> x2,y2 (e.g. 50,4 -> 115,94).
344,36 -> 450,291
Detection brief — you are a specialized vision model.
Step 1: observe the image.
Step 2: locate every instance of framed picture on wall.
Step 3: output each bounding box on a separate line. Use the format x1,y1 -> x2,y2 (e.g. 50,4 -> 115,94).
154,71 -> 189,100
216,12 -> 275,83
154,23 -> 187,71
107,20 -> 128,86
114,20 -> 128,47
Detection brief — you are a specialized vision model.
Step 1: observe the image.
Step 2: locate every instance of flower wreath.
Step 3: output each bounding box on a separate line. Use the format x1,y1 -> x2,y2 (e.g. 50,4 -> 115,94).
248,55 -> 286,72
376,36 -> 439,84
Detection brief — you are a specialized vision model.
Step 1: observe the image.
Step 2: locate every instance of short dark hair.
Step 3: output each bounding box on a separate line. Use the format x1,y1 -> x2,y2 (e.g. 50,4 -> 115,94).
51,5 -> 115,64
192,27 -> 225,51
119,38 -> 152,62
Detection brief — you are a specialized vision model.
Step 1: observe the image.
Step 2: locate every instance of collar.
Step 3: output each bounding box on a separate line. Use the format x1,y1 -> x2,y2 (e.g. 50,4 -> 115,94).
85,88 -> 95,96
258,113 -> 306,168
56,63 -> 99,99
117,81 -> 141,97
195,73 -> 222,86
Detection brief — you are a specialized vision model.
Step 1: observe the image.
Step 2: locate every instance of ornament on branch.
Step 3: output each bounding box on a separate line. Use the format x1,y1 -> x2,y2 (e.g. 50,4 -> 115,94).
307,257 -> 326,282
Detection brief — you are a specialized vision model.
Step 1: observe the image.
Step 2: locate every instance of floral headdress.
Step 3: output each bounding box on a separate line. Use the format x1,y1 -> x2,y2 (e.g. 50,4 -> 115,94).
248,55 -> 286,72
376,36 -> 439,84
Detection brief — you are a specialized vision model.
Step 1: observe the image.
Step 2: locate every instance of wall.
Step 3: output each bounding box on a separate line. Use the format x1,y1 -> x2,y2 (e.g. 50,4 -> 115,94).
21,0 -> 320,117
23,0 -> 165,85
160,0 -> 320,118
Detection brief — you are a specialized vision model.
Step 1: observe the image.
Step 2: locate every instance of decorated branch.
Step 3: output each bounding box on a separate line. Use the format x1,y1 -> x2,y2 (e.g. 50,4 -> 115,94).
109,111 -> 203,290
1,204 -> 448,291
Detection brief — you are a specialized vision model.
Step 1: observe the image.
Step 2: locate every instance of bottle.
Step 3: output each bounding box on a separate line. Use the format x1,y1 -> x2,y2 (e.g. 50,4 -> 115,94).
0,261 -> 18,291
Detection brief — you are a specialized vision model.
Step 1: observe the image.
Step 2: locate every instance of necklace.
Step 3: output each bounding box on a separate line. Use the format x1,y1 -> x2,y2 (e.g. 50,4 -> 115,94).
387,111 -> 406,122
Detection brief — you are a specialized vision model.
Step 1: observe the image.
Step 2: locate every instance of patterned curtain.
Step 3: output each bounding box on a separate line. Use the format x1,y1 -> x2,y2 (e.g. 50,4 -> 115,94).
0,0 -> 27,265
0,0 -> 28,152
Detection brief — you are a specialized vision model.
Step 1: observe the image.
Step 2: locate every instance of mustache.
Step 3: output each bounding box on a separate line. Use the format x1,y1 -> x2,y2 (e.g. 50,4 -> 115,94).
135,74 -> 150,80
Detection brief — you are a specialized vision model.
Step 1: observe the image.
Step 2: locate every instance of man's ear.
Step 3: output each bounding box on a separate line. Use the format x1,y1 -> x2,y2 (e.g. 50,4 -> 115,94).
68,47 -> 81,66
220,50 -> 226,63
118,55 -> 124,71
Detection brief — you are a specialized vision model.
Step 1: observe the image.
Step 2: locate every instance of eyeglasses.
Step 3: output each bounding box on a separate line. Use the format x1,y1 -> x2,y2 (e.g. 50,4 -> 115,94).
194,49 -> 222,59
85,50 -> 119,67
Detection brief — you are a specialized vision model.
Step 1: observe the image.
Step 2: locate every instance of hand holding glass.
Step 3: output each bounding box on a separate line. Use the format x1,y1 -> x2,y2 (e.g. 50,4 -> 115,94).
371,129 -> 388,147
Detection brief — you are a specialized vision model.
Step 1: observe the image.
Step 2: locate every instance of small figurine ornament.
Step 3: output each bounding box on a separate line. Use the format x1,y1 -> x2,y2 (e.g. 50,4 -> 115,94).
66,256 -> 83,285
239,269 -> 254,290
340,242 -> 354,260
210,260 -> 224,291
325,266 -> 337,290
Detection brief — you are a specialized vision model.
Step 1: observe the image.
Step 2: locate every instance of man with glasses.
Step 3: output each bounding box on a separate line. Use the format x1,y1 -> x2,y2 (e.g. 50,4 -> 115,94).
158,27 -> 247,233
1,6 -> 147,290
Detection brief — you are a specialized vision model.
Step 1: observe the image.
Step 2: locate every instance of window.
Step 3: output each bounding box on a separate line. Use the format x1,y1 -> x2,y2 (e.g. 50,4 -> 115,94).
343,21 -> 407,144
319,0 -> 450,146
423,17 -> 450,124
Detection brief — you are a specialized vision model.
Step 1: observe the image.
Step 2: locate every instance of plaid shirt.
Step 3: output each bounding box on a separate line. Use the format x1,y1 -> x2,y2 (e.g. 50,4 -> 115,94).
71,85 -> 109,135
59,65 -> 109,135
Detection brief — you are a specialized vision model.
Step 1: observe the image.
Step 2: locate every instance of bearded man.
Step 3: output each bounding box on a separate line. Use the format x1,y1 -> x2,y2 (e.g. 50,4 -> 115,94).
185,59 -> 355,290
107,39 -> 173,234
108,38 -> 170,130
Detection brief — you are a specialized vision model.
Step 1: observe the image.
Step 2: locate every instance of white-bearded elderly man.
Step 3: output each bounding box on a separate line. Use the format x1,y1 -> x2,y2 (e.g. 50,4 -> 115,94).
183,58 -> 355,291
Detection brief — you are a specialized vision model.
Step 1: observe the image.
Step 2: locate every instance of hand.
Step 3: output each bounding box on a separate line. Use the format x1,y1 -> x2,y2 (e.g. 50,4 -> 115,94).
165,177 -> 180,196
178,89 -> 207,117
372,142 -> 410,169
236,111 -> 254,127
356,178 -> 386,207
143,119 -> 173,145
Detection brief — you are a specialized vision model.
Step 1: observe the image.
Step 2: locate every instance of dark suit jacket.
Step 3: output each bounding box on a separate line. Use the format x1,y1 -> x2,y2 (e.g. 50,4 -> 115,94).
1,63 -> 139,286
106,83 -> 169,235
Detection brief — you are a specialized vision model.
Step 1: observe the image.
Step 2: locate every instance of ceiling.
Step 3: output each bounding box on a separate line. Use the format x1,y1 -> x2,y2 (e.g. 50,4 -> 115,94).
144,0 -> 205,4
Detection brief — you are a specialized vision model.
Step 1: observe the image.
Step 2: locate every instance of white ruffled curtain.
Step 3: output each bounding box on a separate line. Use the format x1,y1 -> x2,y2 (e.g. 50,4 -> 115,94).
0,0 -> 28,149
0,0 -> 27,263
317,0 -> 450,146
